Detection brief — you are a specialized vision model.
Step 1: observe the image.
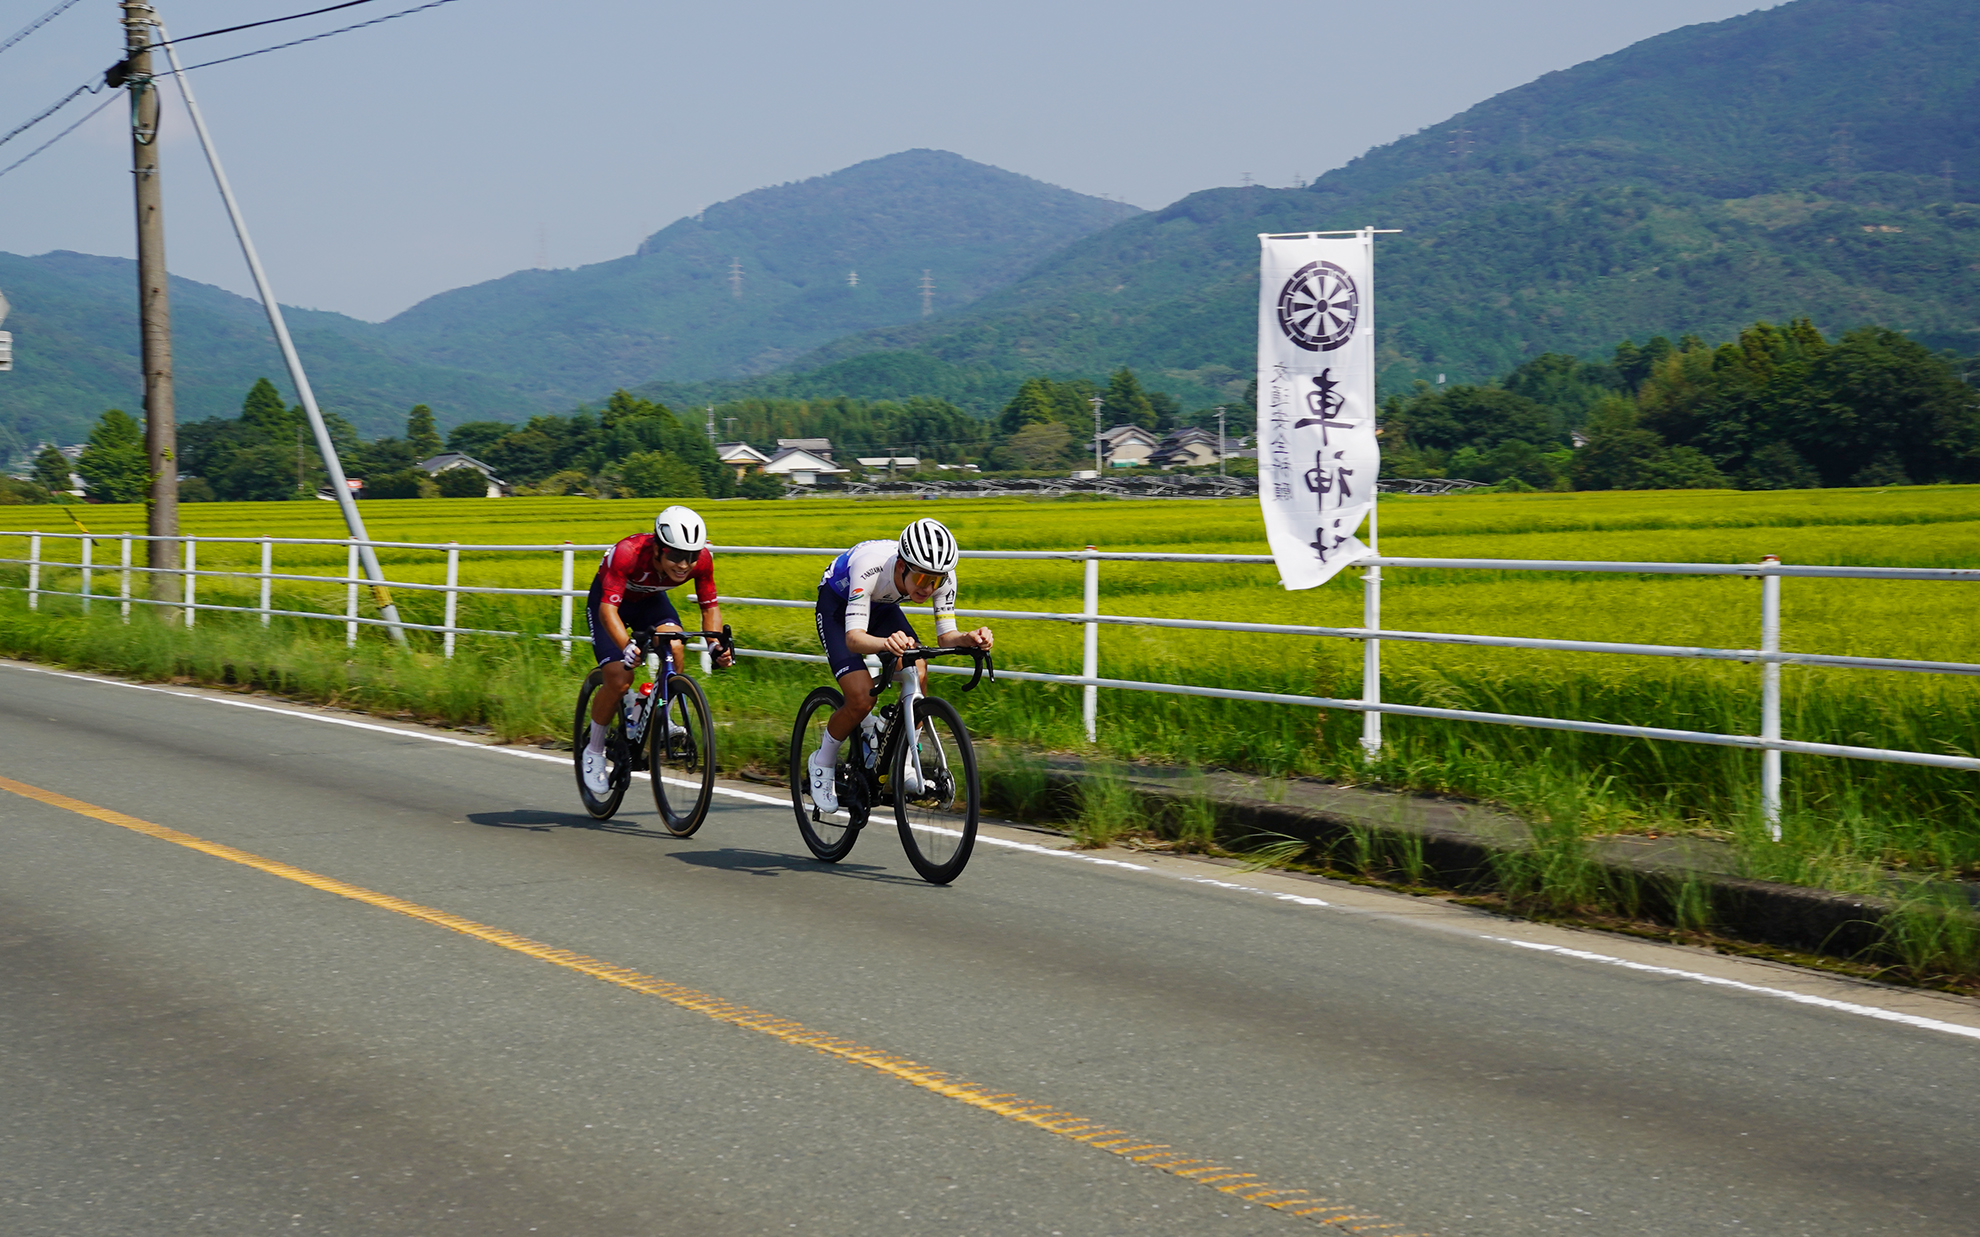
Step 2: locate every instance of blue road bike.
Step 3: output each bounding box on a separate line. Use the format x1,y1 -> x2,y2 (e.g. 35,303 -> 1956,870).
573,624 -> 734,835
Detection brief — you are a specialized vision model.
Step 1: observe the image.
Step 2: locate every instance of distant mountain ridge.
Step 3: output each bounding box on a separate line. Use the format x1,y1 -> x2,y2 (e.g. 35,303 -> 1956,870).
746,0 -> 1980,407
0,150 -> 1138,448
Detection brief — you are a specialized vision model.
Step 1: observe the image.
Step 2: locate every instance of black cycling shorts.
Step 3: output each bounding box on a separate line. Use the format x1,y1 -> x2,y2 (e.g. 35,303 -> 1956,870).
814,584 -> 917,680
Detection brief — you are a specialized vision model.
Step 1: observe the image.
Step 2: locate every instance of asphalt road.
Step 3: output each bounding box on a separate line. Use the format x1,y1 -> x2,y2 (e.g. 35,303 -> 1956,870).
3,658 -> 1977,1237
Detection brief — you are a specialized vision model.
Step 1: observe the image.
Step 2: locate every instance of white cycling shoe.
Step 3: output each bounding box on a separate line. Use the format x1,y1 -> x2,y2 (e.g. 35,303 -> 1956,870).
581,747 -> 611,796
807,748 -> 839,813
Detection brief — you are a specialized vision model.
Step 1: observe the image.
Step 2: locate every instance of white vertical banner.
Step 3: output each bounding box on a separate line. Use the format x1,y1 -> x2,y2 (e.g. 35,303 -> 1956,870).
1257,229 -> 1380,590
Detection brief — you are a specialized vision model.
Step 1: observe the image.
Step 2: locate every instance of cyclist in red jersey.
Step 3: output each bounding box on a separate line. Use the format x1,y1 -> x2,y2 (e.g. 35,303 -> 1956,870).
581,504 -> 732,794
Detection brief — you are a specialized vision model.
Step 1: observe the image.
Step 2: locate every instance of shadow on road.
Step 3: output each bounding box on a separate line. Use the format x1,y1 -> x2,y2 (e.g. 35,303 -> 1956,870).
669,845 -> 920,885
466,808 -> 662,834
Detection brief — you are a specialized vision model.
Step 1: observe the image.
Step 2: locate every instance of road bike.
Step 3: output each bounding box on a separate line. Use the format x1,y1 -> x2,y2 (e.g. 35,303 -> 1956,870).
573,624 -> 734,835
788,646 -> 993,885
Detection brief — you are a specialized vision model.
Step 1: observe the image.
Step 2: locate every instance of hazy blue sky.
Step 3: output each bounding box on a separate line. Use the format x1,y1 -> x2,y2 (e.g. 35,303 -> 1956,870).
0,0 -> 1776,322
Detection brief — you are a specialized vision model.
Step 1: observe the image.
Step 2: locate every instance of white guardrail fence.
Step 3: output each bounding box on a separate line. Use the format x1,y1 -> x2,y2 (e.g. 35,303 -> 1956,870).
6,530 -> 1979,836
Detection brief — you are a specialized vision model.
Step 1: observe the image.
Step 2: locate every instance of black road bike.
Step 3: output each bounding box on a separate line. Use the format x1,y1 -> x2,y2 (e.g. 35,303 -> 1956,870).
573,624 -> 734,835
788,646 -> 993,884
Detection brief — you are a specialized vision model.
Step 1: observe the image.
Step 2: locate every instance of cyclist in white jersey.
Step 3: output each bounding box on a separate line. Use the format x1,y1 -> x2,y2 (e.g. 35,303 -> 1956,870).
807,517 -> 993,811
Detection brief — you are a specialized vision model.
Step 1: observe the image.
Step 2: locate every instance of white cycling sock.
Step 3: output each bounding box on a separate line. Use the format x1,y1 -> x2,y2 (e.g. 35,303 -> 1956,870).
587,720 -> 608,754
818,731 -> 843,763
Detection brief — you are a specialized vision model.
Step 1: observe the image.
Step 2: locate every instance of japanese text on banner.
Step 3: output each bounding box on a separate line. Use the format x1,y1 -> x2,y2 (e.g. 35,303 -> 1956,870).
1256,231 -> 1381,591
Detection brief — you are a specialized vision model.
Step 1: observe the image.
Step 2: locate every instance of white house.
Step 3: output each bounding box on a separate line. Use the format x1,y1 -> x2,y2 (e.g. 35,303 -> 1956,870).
776,437 -> 836,461
417,452 -> 509,497
1148,426 -> 1224,469
1094,424 -> 1160,468
716,441 -> 772,480
761,445 -> 849,487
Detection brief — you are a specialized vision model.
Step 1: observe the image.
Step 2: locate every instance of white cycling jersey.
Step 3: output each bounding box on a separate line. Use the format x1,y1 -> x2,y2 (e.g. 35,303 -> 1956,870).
821,539 -> 959,638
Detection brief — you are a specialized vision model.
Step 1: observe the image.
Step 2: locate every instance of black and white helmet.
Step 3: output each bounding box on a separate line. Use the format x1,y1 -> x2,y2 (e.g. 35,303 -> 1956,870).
897,517 -> 958,575
654,505 -> 707,552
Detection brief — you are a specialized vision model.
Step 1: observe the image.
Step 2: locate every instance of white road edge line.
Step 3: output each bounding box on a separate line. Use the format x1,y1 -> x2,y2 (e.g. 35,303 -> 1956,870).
11,661 -> 1978,1043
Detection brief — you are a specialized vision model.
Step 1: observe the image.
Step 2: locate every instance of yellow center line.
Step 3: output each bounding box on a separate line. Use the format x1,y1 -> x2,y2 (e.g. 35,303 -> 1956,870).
1,773 -> 1428,1235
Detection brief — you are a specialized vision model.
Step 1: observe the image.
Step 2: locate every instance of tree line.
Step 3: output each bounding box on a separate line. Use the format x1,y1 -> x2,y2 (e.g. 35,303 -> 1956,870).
7,326 -> 1971,504
1378,321 -> 1980,490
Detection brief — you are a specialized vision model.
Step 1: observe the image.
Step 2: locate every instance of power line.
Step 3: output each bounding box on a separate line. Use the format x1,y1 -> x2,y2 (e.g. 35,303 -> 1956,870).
140,0 -> 384,51
0,0 -> 468,175
0,90 -> 117,182
170,0 -> 470,74
0,0 -> 85,59
0,80 -> 99,154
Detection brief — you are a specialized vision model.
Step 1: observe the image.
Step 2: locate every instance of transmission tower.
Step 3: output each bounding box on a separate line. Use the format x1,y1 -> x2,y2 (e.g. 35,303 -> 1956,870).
847,270 -> 858,287
728,257 -> 743,299
919,270 -> 935,317
1942,159 -> 1956,201
1448,126 -> 1474,164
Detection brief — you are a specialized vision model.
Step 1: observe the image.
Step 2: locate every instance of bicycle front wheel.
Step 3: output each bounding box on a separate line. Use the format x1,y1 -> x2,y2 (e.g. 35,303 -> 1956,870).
650,673 -> 714,837
573,669 -> 631,820
790,686 -> 863,862
892,696 -> 978,884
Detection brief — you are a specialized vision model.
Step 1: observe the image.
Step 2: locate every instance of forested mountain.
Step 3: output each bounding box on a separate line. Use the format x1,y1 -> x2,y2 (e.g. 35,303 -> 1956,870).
0,150 -> 1137,451
0,250 -> 526,459
766,0 -> 1979,407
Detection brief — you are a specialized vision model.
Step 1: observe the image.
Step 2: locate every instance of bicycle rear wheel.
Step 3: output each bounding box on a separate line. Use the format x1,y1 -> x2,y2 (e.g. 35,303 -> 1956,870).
573,669 -> 632,820
649,673 -> 715,836
789,686 -> 863,862
892,696 -> 977,884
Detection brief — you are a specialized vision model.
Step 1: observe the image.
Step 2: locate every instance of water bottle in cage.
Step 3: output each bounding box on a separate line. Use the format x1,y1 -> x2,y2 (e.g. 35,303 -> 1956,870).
859,712 -> 883,768
626,681 -> 655,735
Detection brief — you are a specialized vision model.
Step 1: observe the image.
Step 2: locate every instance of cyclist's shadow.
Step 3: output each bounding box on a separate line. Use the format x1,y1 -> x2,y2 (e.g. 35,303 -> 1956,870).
466,808 -> 664,836
668,846 -> 917,884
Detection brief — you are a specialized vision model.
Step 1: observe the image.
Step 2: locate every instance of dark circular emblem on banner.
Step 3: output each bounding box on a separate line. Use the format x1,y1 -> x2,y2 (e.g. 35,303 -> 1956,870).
1276,261 -> 1358,352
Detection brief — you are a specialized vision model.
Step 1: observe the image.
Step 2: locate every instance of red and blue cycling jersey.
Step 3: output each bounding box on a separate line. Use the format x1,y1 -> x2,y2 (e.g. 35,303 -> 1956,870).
596,534 -> 717,609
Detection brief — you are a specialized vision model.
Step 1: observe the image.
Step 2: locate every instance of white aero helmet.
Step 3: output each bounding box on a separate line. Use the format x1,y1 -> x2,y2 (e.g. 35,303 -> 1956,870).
897,517 -> 958,575
654,504 -> 707,552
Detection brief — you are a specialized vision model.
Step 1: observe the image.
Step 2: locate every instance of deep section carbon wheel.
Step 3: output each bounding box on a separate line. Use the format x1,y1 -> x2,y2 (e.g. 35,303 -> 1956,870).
892,695 -> 978,884
649,673 -> 714,837
573,668 -> 632,820
789,686 -> 864,862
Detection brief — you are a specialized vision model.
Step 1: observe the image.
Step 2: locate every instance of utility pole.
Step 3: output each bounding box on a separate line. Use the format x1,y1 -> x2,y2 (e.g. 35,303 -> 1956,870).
154,13 -> 407,642
1215,405 -> 1226,476
120,0 -> 177,604
1089,395 -> 1104,473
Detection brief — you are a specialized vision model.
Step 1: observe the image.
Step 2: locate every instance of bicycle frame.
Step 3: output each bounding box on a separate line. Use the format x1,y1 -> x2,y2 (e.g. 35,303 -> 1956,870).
870,646 -> 994,794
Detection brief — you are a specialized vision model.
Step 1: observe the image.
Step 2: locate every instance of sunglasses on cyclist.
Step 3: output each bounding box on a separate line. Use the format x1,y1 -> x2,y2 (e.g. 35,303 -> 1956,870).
902,567 -> 948,591
660,546 -> 699,565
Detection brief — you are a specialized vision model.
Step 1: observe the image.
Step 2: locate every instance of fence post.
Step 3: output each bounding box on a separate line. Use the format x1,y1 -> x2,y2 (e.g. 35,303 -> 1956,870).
27,532 -> 39,610
259,536 -> 273,626
183,539 -> 197,628
1760,554 -> 1782,840
80,535 -> 92,615
559,543 -> 574,662
346,540 -> 359,647
119,535 -> 132,622
443,542 -> 459,659
1082,546 -> 1099,744
1361,563 -> 1383,758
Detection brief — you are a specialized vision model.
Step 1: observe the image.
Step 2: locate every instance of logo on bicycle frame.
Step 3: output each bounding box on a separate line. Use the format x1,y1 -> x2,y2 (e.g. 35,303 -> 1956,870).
1275,261 -> 1358,352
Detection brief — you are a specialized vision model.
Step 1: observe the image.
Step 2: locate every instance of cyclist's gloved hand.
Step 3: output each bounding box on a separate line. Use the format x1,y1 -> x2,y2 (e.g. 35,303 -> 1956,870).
620,641 -> 642,668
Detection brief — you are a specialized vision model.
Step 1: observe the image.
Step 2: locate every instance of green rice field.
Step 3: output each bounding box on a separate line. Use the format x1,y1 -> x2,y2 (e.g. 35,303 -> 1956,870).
4,486 -> 1978,904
